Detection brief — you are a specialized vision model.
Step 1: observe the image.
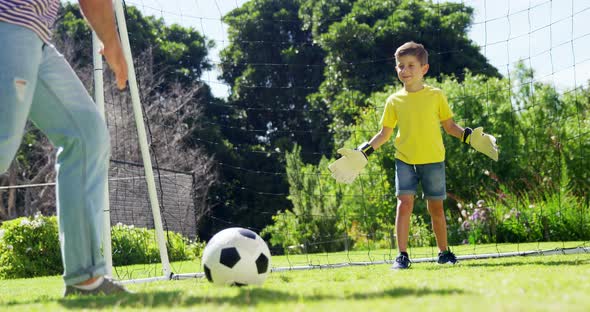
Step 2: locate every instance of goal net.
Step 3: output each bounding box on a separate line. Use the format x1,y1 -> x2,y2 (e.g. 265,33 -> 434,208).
3,0 -> 588,283
96,0 -> 589,282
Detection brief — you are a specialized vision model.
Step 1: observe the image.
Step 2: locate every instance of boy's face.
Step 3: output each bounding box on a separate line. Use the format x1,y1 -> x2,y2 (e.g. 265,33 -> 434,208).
395,54 -> 429,86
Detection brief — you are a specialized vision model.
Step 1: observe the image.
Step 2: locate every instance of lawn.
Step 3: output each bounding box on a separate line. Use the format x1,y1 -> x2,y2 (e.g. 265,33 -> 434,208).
1,243 -> 589,311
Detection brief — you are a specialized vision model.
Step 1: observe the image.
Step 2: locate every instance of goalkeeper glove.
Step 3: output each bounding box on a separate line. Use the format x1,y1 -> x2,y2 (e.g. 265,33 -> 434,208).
328,142 -> 374,184
462,127 -> 499,161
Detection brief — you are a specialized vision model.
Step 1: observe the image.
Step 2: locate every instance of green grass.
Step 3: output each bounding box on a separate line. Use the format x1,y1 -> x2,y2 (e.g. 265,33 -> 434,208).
2,243 -> 590,311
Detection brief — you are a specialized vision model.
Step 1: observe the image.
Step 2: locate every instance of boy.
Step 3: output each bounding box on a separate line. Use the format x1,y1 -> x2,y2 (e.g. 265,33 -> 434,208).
329,41 -> 498,269
1,0 -> 129,295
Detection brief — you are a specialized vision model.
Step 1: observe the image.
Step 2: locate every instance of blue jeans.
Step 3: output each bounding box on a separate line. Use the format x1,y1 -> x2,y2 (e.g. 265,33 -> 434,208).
0,22 -> 109,285
395,159 -> 446,200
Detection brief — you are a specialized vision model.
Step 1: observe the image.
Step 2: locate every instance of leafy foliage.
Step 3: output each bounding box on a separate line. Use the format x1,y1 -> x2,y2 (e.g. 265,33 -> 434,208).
111,223 -> 201,266
216,0 -> 501,241
0,214 -> 61,279
55,3 -> 213,86
264,67 -> 590,252
0,215 -> 203,279
308,0 -> 500,146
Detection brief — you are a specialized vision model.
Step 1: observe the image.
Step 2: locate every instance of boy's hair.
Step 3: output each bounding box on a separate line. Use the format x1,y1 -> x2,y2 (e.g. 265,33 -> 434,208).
395,41 -> 428,65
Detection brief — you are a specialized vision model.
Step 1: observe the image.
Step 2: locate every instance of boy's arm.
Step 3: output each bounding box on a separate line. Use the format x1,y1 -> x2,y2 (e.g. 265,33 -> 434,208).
441,118 -> 465,140
78,0 -> 128,90
328,127 -> 393,184
441,118 -> 499,161
368,127 -> 394,150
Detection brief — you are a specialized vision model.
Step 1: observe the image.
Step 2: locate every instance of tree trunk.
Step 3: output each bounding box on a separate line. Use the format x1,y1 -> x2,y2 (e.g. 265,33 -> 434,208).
0,189 -> 6,220
7,165 -> 17,218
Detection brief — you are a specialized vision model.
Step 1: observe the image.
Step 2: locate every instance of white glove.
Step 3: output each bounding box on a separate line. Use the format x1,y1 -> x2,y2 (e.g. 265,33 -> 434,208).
328,145 -> 370,184
463,127 -> 499,161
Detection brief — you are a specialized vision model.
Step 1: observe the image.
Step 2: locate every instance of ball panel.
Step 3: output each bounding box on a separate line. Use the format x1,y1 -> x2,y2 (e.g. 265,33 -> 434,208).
255,253 -> 269,274
204,264 -> 213,282
219,247 -> 241,268
238,228 -> 257,239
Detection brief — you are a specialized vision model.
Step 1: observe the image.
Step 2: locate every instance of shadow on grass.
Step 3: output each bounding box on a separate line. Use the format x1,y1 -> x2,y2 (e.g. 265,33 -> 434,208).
456,258 -> 590,268
51,286 -> 465,309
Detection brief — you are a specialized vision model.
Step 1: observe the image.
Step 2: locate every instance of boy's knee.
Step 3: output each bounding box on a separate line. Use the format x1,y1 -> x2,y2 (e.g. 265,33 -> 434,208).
397,196 -> 414,214
427,205 -> 445,218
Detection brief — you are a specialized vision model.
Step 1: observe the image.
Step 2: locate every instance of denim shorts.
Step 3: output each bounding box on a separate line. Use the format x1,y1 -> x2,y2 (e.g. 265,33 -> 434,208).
395,159 -> 446,200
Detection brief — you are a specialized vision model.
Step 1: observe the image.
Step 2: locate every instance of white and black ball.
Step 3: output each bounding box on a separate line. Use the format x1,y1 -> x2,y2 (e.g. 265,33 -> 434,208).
202,227 -> 271,286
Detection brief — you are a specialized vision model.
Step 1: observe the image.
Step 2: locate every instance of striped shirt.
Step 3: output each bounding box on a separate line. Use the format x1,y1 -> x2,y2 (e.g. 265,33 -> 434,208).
0,0 -> 60,44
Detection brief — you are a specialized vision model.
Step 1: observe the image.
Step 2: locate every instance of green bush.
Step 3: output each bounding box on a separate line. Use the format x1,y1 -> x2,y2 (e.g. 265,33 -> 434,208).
0,215 -> 202,279
111,223 -> 198,266
0,213 -> 62,279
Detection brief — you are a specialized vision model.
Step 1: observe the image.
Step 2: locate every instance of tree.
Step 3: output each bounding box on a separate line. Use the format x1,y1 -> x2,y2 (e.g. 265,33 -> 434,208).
1,3 -> 221,229
55,3 -> 213,87
216,0 -> 501,236
309,0 -> 500,145
220,0 -> 326,160
210,0 -> 327,236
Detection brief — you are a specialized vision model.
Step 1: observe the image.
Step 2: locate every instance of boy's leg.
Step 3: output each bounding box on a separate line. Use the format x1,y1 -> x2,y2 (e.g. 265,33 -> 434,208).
418,161 -> 448,251
0,22 -> 43,173
393,159 -> 418,269
420,162 -> 457,264
395,194 -> 415,252
426,200 -> 457,264
28,43 -> 111,286
426,199 -> 448,252
394,159 -> 419,252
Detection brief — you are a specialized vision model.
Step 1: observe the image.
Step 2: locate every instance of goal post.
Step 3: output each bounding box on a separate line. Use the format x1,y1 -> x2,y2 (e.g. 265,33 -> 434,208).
94,0 -> 173,280
91,30 -> 113,277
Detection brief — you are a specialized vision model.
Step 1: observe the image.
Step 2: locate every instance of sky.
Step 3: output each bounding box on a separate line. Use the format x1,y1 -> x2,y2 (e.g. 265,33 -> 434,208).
68,0 -> 590,98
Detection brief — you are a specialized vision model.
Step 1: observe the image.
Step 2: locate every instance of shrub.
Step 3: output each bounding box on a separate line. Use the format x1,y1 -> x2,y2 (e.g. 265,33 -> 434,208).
0,213 -> 62,279
111,223 -> 198,266
0,215 -> 202,279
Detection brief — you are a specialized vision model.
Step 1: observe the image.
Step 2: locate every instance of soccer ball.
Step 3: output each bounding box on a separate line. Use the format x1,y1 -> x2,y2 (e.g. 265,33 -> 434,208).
202,227 -> 271,286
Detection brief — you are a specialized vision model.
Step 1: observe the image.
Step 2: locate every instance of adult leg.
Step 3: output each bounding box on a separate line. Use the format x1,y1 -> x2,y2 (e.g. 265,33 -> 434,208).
28,43 -> 110,286
0,22 -> 43,173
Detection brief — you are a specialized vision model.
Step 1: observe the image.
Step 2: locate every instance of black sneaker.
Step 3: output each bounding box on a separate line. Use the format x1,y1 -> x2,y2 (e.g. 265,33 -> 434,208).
391,254 -> 411,270
437,250 -> 458,265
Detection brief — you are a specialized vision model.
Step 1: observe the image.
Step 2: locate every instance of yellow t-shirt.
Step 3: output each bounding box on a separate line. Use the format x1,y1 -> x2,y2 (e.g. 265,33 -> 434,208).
380,85 -> 454,164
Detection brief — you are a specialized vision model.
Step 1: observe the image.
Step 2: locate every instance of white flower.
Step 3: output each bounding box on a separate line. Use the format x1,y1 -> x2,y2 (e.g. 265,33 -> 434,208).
6,245 -> 13,250
25,247 -> 32,253
31,219 -> 45,228
0,229 -> 4,240
20,219 -> 31,226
